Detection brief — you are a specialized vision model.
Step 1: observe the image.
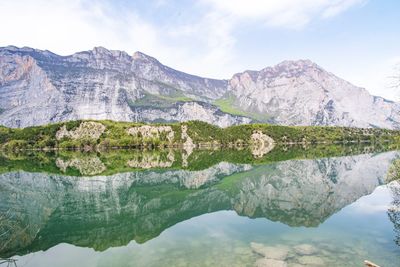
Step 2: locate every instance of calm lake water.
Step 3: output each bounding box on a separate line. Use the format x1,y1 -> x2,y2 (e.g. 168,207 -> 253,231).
0,147 -> 399,266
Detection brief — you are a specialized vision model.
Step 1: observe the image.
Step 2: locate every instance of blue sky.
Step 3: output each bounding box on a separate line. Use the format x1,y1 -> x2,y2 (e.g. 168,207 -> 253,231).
0,0 -> 399,100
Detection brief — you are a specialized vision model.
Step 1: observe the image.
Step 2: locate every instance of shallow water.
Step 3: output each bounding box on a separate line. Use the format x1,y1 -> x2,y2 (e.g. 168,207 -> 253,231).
0,148 -> 399,266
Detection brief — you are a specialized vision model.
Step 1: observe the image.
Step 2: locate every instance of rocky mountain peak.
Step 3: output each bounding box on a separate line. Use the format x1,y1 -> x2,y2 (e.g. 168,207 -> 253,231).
227,58 -> 400,129
91,46 -> 110,55
90,46 -> 130,59
132,51 -> 160,64
2,45 -> 21,52
231,59 -> 323,83
67,47 -> 132,70
261,59 -> 323,78
276,59 -> 317,68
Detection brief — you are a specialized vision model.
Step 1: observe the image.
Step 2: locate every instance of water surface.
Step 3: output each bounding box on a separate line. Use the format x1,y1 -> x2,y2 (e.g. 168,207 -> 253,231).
0,146 -> 399,266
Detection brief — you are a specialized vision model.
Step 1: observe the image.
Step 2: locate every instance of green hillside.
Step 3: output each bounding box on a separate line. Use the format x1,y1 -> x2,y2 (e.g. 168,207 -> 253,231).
0,120 -> 399,151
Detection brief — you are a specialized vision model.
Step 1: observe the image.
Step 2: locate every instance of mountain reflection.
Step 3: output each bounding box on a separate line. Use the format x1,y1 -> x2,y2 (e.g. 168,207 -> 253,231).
0,147 -> 398,258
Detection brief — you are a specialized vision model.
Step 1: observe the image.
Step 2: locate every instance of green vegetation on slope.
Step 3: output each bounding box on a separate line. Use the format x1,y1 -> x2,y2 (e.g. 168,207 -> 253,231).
0,120 -> 181,150
213,96 -> 249,117
184,121 -> 400,145
213,95 -> 269,121
128,90 -> 193,110
0,120 -> 400,151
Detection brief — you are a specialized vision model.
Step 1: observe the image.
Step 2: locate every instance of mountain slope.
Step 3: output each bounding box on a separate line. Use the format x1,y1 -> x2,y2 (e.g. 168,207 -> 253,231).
223,60 -> 400,128
1,46 -> 399,129
0,46 -> 248,128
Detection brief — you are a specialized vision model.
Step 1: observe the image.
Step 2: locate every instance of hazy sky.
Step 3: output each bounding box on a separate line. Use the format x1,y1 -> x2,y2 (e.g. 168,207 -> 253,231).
0,0 -> 399,100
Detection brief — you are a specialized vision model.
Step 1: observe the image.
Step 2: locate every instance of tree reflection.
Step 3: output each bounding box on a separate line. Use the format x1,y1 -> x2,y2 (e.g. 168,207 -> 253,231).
387,159 -> 400,182
388,179 -> 400,246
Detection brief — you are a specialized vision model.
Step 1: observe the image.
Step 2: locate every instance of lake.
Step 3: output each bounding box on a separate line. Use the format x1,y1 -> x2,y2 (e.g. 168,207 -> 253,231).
0,146 -> 399,266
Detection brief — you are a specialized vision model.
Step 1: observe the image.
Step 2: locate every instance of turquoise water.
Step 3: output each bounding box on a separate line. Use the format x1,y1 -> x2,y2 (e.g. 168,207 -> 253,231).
0,149 -> 399,266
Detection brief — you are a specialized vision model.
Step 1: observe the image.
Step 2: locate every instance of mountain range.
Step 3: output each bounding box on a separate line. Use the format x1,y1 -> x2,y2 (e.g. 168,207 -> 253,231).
1,46 -> 399,129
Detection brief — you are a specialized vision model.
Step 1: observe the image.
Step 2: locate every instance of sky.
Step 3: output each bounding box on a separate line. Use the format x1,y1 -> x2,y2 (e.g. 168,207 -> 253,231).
0,0 -> 399,100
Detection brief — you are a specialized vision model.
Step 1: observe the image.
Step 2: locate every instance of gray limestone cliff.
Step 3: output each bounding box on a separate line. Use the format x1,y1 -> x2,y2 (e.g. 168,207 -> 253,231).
1,46 -> 399,128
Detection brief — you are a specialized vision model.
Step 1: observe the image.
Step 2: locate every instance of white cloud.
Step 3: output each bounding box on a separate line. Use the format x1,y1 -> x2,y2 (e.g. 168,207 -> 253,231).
0,0 -> 234,77
322,0 -> 366,18
202,0 -> 366,29
344,56 -> 400,101
0,0 -> 367,80
165,11 -> 237,77
348,186 -> 392,214
0,0 -> 97,54
0,0 -> 169,55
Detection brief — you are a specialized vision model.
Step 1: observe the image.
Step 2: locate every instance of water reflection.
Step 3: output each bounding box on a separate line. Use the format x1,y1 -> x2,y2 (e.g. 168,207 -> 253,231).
388,180 -> 400,246
0,147 -> 398,262
0,144 -> 395,176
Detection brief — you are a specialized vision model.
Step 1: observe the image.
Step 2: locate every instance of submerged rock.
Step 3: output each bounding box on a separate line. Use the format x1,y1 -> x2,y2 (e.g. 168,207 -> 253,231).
255,258 -> 287,267
250,242 -> 289,260
293,244 -> 318,255
297,255 -> 325,266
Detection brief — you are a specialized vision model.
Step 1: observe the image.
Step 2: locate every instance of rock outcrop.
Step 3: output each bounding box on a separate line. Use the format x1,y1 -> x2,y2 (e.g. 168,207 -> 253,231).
56,121 -> 106,140
127,125 -> 175,144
